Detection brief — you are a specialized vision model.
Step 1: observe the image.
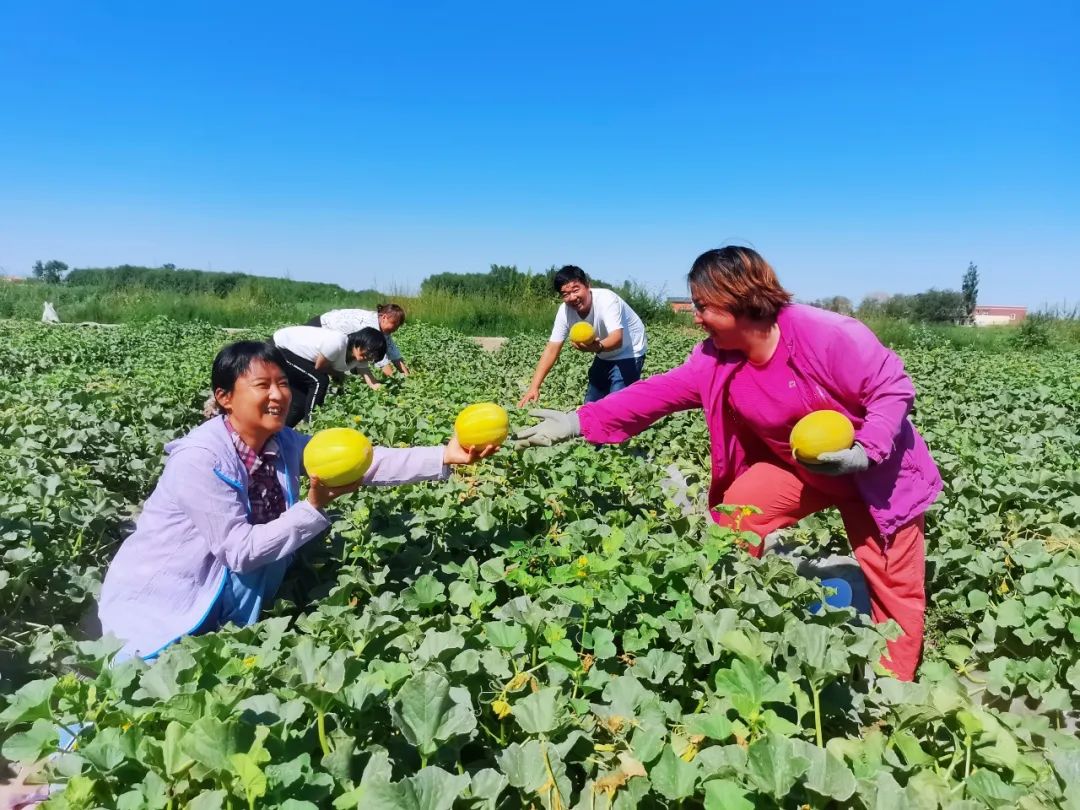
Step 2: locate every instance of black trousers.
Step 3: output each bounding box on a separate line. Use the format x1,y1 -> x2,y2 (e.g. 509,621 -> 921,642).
273,345 -> 331,427
305,315 -> 322,327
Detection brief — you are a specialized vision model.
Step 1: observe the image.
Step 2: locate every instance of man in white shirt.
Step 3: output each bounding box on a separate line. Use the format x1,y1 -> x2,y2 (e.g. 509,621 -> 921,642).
518,266 -> 647,406
271,325 -> 386,426
307,304 -> 409,389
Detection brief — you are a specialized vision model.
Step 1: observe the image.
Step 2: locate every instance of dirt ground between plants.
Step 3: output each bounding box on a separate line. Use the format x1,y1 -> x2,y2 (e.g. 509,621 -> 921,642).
470,336 -> 508,352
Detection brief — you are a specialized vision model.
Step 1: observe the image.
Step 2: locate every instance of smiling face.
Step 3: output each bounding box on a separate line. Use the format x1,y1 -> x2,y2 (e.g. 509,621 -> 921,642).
690,287 -> 741,350
215,359 -> 291,444
559,280 -> 593,317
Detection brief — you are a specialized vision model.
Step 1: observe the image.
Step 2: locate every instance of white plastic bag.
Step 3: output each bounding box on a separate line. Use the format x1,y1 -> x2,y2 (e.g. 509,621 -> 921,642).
41,301 -> 60,323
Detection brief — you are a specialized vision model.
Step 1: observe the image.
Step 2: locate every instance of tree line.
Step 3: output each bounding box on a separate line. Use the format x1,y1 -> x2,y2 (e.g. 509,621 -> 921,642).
28,262 -> 378,301
808,263 -> 981,324
26,258 -> 984,326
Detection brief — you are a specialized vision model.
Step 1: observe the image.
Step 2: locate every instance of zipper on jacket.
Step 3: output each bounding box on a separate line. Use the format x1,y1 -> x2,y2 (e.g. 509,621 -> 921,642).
214,468 -> 253,518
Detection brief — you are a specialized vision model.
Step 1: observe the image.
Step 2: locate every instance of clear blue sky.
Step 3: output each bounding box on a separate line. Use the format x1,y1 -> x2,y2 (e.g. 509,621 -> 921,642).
1,1 -> 1076,308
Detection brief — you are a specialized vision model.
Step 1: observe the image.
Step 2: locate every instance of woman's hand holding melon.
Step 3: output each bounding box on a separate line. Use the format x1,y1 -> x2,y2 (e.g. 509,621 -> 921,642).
303,427 -> 374,509
451,403 -> 508,462
306,475 -> 364,510
443,434 -> 500,465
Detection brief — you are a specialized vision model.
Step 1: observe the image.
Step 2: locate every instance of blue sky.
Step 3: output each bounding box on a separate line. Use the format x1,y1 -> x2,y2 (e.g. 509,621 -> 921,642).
1,1 -> 1076,308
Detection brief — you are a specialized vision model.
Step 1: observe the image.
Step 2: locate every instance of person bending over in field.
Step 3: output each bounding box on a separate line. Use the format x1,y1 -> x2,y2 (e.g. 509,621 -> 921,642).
517,266 -> 648,407
308,303 -> 410,389
98,341 -> 495,662
271,324 -> 385,426
513,246 -> 942,681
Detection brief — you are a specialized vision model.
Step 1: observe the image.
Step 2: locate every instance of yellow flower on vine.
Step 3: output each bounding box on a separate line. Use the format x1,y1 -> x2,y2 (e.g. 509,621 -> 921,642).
492,699 -> 512,719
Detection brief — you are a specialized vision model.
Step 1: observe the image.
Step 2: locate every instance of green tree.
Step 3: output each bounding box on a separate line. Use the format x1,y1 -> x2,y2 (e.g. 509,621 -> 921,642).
911,288 -> 967,323
962,262 -> 979,323
31,260 -> 68,284
808,295 -> 853,315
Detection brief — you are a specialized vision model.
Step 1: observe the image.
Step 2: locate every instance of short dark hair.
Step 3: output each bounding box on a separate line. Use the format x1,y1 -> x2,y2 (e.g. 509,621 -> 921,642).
348,327 -> 387,362
377,303 -> 406,327
211,341 -> 287,396
552,265 -> 589,294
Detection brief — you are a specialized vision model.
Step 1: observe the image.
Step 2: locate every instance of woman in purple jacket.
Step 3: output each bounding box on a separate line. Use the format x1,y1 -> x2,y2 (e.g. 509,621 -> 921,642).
99,341 -> 492,661
514,247 -> 942,680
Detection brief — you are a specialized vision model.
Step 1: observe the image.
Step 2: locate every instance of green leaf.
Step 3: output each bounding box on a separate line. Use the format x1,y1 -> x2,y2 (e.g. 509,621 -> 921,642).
229,752 -> 268,806
1,718 -> 58,763
186,790 -> 227,810
180,716 -> 241,774
364,767 -> 470,810
965,768 -> 1024,807
745,733 -> 810,799
0,677 -> 57,724
703,778 -> 754,810
649,744 -> 698,801
134,647 -> 198,700
344,671 -> 389,712
513,687 -> 561,735
633,649 -> 684,684
447,580 -> 477,608
479,557 -> 506,583
402,574 -> 446,610
469,768 -> 508,809
795,739 -> 857,801
390,670 -> 476,756
589,627 -> 617,659
415,629 -> 465,663
683,710 -> 732,742
162,721 -> 195,777
483,621 -> 527,651
784,622 -> 849,688
81,726 -> 136,773
995,598 -> 1026,628
496,740 -> 547,791
714,657 -> 791,719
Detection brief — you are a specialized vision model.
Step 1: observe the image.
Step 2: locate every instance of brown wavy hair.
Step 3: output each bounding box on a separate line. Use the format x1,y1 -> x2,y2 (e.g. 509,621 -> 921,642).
688,246 -> 793,321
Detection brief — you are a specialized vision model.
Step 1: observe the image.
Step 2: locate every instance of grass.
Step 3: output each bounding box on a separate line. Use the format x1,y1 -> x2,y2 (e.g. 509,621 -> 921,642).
0,279 -> 681,335
3,278 -> 1077,349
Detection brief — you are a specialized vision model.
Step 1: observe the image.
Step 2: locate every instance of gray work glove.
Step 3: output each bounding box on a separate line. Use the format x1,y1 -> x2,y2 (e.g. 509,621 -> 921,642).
512,409 -> 581,449
800,443 -> 870,476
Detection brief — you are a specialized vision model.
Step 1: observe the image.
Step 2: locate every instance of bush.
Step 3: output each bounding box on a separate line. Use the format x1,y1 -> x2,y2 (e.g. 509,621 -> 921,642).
1011,315 -> 1052,350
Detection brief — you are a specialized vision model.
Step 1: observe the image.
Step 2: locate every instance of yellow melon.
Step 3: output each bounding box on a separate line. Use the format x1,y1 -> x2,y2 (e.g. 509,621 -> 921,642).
568,322 -> 596,344
454,402 -> 509,448
303,428 -> 374,486
790,410 -> 855,463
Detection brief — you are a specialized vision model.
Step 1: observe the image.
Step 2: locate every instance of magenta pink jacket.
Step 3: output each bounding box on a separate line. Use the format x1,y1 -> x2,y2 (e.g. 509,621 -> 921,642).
577,304 -> 942,538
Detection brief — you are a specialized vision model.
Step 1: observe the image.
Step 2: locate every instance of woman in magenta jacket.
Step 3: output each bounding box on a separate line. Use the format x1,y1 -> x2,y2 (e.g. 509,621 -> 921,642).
514,246 -> 942,680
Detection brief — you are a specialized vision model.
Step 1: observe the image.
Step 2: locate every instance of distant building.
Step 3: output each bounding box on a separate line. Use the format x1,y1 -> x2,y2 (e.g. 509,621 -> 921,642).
973,305 -> 1027,326
2,275 -> 25,283
668,297 -> 693,313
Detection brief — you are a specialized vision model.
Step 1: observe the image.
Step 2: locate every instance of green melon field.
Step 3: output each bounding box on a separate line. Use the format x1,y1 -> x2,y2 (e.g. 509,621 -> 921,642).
1,319 -> 1079,808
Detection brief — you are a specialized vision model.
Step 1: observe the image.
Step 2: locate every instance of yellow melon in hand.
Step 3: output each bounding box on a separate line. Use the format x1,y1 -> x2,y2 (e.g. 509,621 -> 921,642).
790,410 -> 855,463
304,428 -> 374,486
454,402 -> 509,448
568,322 -> 596,344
